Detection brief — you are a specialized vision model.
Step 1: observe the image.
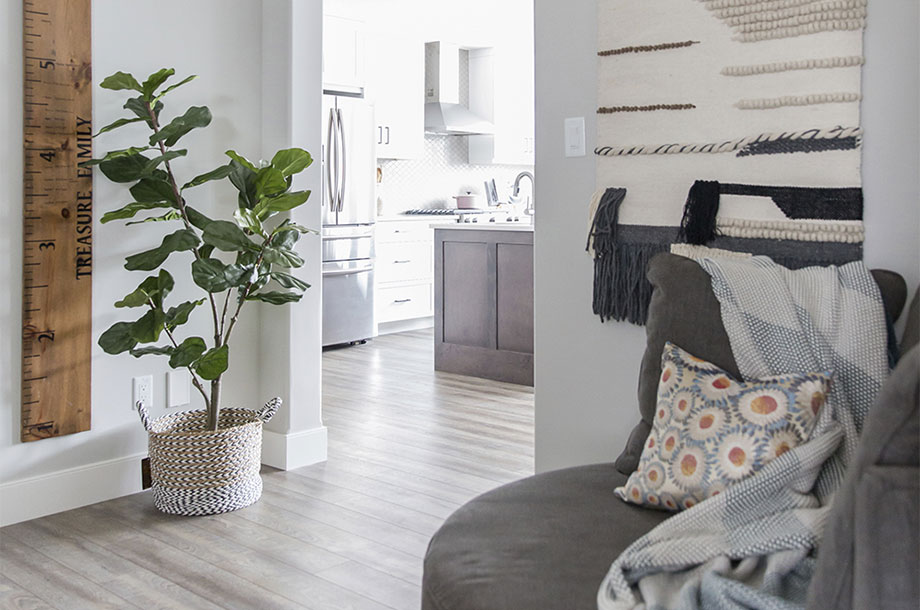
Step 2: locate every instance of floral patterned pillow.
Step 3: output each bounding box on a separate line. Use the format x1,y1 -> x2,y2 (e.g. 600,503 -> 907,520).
615,342 -> 830,511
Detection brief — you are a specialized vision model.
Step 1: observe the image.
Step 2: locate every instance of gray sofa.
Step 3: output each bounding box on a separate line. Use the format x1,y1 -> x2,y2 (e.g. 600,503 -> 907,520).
422,254 -> 918,610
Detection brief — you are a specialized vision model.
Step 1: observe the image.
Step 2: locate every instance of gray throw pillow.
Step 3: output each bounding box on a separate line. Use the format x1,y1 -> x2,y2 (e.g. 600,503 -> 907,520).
614,253 -> 908,476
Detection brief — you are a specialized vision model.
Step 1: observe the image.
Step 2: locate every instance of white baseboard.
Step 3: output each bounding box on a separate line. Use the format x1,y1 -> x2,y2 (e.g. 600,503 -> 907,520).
0,427 -> 328,526
377,316 -> 434,336
262,426 -> 327,470
0,452 -> 146,527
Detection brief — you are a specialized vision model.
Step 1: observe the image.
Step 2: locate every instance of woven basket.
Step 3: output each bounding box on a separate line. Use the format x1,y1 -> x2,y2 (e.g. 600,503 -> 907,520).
137,398 -> 280,516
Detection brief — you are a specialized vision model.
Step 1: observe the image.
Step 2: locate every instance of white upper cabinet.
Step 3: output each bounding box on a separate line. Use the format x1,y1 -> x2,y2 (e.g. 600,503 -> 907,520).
366,35 -> 424,160
323,15 -> 366,94
468,35 -> 535,166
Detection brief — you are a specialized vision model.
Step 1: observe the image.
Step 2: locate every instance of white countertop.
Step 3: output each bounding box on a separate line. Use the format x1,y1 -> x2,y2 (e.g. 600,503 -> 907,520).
377,214 -> 458,222
430,222 -> 534,232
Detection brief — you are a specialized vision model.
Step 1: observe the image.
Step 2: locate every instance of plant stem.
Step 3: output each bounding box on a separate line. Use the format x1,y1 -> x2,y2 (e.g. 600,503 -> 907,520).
208,381 -> 221,430
152,297 -> 211,407
145,101 -> 223,423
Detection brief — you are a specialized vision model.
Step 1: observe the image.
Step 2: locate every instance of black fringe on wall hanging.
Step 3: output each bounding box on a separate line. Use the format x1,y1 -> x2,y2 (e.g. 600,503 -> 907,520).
587,188 -> 669,325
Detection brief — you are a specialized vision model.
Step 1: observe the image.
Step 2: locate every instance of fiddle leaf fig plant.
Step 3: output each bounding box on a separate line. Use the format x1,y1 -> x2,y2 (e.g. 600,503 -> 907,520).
86,68 -> 314,431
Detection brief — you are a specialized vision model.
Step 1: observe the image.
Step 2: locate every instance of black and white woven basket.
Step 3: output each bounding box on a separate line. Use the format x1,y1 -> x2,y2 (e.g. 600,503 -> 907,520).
137,398 -> 280,516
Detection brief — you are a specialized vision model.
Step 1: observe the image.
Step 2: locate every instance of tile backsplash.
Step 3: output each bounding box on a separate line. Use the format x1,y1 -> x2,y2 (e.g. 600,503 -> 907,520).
376,135 -> 533,215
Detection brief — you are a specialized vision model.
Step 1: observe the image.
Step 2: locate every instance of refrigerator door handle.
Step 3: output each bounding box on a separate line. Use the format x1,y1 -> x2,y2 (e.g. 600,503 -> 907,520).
323,264 -> 374,277
326,107 -> 337,211
336,107 -> 347,213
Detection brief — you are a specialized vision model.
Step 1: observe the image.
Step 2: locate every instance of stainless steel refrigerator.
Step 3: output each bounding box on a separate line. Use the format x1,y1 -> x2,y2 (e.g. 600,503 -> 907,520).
322,93 -> 376,347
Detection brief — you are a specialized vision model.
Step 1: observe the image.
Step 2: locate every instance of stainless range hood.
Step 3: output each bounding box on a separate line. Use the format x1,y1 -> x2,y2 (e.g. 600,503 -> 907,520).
425,42 -> 493,136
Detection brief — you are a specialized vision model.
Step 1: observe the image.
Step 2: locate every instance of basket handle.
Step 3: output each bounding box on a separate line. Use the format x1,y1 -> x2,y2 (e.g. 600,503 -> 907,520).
136,400 -> 152,431
258,397 -> 282,423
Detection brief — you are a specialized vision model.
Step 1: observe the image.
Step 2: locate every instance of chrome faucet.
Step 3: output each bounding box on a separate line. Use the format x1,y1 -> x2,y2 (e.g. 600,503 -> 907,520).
512,171 -> 535,217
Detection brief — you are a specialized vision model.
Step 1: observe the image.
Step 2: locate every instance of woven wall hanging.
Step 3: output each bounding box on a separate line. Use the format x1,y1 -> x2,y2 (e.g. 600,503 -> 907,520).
589,0 -> 867,325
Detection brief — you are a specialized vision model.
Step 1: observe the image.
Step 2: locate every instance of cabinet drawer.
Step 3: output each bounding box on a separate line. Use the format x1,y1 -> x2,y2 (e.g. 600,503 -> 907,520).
377,283 -> 432,322
376,221 -> 432,243
377,242 -> 432,283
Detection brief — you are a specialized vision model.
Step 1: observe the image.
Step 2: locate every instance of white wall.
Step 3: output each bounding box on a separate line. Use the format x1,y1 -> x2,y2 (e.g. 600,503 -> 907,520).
0,0 -> 325,525
533,0 -> 920,472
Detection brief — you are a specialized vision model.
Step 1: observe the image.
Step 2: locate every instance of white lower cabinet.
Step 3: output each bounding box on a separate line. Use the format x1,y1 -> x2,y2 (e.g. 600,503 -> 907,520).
375,219 -> 435,328
377,282 -> 433,323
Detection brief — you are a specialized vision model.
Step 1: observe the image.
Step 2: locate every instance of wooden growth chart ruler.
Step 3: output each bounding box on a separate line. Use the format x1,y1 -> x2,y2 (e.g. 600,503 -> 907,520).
21,0 -> 93,441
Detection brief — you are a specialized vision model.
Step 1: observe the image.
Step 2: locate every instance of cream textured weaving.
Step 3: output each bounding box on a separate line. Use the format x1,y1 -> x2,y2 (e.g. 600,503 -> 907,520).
589,0 -> 867,325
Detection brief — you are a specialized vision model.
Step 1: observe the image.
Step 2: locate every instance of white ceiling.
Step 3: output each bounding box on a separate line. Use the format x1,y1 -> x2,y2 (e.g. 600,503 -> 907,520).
324,0 -> 533,49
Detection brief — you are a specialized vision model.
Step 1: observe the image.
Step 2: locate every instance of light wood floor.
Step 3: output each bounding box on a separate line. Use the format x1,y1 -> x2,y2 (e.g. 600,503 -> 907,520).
0,329 -> 535,610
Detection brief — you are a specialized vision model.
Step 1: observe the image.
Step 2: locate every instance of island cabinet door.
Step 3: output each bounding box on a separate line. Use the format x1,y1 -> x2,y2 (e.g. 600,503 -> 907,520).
496,243 -> 534,354
441,241 -> 494,349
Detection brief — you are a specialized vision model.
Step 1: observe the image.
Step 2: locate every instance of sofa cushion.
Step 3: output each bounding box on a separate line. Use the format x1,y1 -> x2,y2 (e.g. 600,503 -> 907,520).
422,463 -> 670,610
615,253 -> 908,476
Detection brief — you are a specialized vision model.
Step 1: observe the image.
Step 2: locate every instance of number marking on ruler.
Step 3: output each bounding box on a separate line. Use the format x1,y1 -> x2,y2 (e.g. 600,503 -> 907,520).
21,0 -> 93,442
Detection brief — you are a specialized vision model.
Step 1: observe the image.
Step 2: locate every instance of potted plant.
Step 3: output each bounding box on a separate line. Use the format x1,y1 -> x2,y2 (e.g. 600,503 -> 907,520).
86,68 -> 314,515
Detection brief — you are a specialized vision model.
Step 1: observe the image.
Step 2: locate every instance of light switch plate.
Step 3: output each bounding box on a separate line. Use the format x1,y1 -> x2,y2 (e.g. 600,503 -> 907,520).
167,370 -> 191,408
564,117 -> 586,157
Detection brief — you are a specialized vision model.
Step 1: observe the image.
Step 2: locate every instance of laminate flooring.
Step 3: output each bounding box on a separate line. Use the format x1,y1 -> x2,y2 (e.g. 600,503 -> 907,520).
0,329 -> 535,610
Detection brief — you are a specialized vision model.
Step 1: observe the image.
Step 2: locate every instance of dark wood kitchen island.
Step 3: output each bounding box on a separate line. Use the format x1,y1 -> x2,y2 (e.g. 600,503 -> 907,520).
433,224 -> 534,386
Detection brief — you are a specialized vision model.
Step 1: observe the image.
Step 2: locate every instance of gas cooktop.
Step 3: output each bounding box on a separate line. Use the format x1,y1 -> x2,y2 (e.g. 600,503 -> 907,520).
402,208 -> 469,215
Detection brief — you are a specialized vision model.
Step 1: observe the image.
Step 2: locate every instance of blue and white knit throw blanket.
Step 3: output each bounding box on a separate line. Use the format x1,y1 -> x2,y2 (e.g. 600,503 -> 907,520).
598,256 -> 890,610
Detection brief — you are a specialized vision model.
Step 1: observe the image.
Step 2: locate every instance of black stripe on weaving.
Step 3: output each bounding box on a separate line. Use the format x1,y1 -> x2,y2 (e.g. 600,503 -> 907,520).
737,136 -> 861,158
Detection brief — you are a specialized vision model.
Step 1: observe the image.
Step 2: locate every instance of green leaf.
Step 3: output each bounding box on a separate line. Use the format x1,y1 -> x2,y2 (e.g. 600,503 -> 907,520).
98,321 -> 138,354
271,148 -> 313,177
130,309 -> 166,344
124,97 -> 163,127
254,167 -> 287,199
169,337 -> 207,368
130,345 -> 174,358
100,71 -> 142,92
165,299 -> 205,330
130,177 -> 177,205
116,270 -> 173,309
230,168 -> 258,209
79,146 -> 151,168
233,207 -> 264,235
125,229 -> 200,271
101,201 -> 174,224
191,258 -> 251,292
263,246 -> 304,268
184,206 -> 213,232
270,271 -> 310,291
126,211 -> 183,225
94,116 -> 145,137
150,106 -> 212,148
155,74 -> 197,102
141,68 -> 175,99
255,190 -> 311,218
246,290 -> 303,305
194,345 -> 229,380
182,164 -> 233,190
198,244 -> 215,259
99,152 -> 153,183
275,219 -> 316,235
225,150 -> 257,171
271,226 -> 299,251
202,220 -> 258,252
144,149 -> 187,173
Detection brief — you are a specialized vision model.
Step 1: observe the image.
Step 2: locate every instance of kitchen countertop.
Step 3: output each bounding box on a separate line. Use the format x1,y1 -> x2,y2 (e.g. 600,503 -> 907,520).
430,222 -> 534,232
377,214 -> 458,222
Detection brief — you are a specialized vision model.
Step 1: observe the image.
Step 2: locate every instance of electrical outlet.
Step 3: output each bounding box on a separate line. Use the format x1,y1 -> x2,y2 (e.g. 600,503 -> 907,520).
133,375 -> 153,410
